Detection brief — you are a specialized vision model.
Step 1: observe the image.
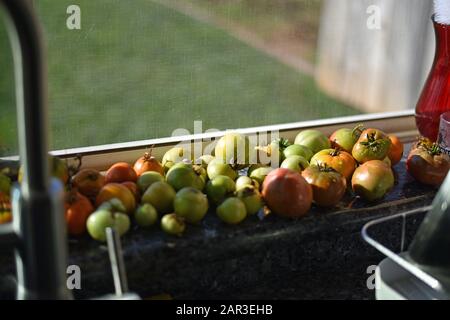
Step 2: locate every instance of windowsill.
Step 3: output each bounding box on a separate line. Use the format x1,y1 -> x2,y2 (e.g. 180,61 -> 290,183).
13,110 -> 415,171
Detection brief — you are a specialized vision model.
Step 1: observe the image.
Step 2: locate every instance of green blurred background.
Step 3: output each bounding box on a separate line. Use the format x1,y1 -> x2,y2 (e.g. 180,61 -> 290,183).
0,0 -> 357,156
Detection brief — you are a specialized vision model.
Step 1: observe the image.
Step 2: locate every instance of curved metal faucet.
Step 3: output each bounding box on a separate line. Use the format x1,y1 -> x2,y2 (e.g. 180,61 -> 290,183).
0,0 -> 71,299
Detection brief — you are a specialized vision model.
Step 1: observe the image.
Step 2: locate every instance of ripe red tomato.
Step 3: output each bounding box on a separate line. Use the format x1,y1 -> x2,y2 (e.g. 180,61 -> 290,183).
301,165 -> 347,207
71,168 -> 105,199
262,168 -> 312,218
352,129 -> 391,163
65,191 -> 95,236
406,138 -> 450,187
387,135 -> 404,165
134,152 -> 164,176
96,183 -> 136,214
352,160 -> 394,201
105,162 -> 137,184
310,149 -> 356,180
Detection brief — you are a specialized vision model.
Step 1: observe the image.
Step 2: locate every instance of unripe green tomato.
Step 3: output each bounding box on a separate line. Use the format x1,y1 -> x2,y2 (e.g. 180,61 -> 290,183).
207,159 -> 237,180
137,171 -> 165,193
236,186 -> 263,215
294,130 -> 331,155
161,213 -> 186,236
214,133 -> 250,168
217,197 -> 247,225
283,144 -> 314,162
141,181 -> 176,214
281,155 -> 309,173
134,203 -> 158,227
205,175 -> 236,205
86,209 -> 130,242
174,187 -> 209,224
248,166 -> 274,186
235,176 -> 260,191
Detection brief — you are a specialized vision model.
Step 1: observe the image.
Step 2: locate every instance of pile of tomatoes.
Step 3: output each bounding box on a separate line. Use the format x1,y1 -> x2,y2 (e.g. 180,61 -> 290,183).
1,125 -> 449,242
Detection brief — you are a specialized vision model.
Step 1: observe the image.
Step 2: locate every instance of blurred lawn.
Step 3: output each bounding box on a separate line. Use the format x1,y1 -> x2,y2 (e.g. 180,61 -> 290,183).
185,0 -> 323,63
0,0 -> 357,156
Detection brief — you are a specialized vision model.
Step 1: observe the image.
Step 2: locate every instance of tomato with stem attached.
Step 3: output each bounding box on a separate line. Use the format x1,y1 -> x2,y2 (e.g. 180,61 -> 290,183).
352,129 -> 391,163
329,124 -> 364,153
310,149 -> 356,180
134,151 -> 164,176
406,138 -> 450,187
301,165 -> 346,207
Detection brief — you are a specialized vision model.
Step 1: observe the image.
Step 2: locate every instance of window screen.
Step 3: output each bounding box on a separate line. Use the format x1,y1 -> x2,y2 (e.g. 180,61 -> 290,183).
1,0 -> 432,156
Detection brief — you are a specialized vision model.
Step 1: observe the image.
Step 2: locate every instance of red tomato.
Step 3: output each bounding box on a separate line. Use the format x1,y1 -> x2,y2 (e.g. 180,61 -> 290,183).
105,162 -> 137,184
262,168 -> 312,218
301,165 -> 347,207
71,168 -> 105,199
65,191 -> 95,236
406,138 -> 450,187
387,135 -> 404,165
134,152 -> 164,176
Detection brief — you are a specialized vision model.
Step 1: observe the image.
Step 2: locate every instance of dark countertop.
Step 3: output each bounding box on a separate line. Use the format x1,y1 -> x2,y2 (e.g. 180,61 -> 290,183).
0,145 -> 438,299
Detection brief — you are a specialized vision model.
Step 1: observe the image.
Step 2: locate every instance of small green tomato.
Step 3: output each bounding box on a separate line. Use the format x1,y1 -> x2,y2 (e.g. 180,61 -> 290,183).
236,186 -> 263,215
216,197 -> 247,225
174,187 -> 209,224
161,213 -> 186,236
134,203 -> 158,227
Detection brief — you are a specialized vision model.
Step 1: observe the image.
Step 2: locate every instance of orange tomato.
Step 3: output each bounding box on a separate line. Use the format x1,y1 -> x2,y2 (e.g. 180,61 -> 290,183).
0,192 -> 12,224
65,191 -> 94,236
134,152 -> 164,176
121,181 -> 140,202
105,162 -> 137,184
72,168 -> 105,199
387,135 -> 404,165
96,183 -> 136,214
310,149 -> 357,180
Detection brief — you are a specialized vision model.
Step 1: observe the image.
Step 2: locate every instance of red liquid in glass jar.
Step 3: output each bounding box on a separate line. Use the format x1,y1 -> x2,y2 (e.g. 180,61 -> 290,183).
415,18 -> 450,141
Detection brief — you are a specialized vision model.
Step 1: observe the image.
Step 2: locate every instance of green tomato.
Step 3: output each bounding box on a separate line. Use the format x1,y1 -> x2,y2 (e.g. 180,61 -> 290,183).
216,197 -> 247,225
236,186 -> 263,215
281,155 -> 309,173
141,181 -> 176,214
174,187 -> 209,224
352,160 -> 394,201
161,213 -> 186,236
97,198 -> 127,213
214,133 -> 250,168
137,171 -> 165,193
166,163 -> 204,191
248,166 -> 274,186
162,147 -> 192,172
205,175 -> 236,205
207,158 -> 237,180
283,144 -> 314,162
294,130 -> 331,155
0,173 -> 11,195
329,125 -> 364,153
235,176 -> 260,191
134,203 -> 158,227
196,155 -> 215,168
86,209 -> 131,242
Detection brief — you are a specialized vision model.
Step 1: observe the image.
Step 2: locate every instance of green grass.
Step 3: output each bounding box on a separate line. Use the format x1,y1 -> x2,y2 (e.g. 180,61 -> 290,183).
0,0 -> 357,156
